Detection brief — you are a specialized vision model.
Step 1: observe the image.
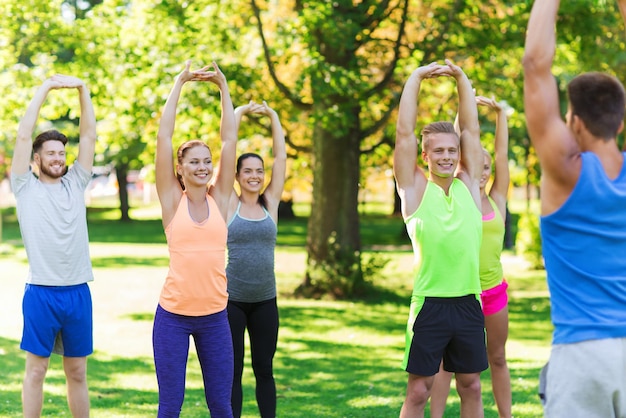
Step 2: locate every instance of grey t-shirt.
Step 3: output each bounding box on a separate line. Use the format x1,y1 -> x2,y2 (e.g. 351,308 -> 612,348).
11,162 -> 94,286
226,203 -> 277,302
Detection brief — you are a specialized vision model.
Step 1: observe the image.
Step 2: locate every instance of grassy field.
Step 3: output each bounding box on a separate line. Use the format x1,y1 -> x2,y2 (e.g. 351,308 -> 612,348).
0,204 -> 551,417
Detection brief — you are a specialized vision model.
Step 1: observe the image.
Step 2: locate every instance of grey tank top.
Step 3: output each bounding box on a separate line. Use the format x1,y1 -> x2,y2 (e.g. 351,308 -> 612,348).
226,201 -> 277,302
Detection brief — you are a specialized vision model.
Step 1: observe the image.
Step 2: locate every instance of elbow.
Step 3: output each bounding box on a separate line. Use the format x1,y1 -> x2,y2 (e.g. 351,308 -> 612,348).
522,49 -> 552,75
521,53 -> 536,73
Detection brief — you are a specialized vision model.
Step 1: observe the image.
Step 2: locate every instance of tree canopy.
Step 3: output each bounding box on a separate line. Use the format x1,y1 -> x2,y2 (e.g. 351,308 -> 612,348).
1,0 -> 625,296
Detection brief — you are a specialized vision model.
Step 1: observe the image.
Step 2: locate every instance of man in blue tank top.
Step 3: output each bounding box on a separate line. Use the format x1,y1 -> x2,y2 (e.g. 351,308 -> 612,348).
523,1 -> 626,416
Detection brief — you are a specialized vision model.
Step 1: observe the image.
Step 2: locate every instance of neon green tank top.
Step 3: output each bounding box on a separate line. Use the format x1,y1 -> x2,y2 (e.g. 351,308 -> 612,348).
479,196 -> 505,291
405,179 -> 482,298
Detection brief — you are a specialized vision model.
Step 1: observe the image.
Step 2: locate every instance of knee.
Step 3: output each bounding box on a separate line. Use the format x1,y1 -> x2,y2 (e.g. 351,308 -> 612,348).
252,359 -> 273,379
405,382 -> 430,408
488,348 -> 507,369
26,362 -> 48,384
455,376 -> 482,400
63,361 -> 87,384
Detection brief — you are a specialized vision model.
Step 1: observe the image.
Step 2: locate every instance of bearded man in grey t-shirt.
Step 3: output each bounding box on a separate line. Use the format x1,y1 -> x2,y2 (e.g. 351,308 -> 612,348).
10,74 -> 96,417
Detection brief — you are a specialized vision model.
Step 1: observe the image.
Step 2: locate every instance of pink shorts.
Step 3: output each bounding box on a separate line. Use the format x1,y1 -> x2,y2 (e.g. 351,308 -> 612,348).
480,280 -> 509,316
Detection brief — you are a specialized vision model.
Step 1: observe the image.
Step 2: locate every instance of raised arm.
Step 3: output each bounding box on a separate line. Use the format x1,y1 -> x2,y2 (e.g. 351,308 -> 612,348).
477,96 -> 509,217
73,78 -> 97,172
256,101 -> 286,220
12,82 -> 53,176
206,62 -> 237,219
12,76 -> 90,176
155,61 -> 195,221
522,0 -> 579,196
443,60 -> 482,206
394,62 -> 444,218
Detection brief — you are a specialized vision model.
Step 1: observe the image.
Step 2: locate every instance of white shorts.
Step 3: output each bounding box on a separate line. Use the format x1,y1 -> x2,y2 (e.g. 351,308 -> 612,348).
541,337 -> 626,418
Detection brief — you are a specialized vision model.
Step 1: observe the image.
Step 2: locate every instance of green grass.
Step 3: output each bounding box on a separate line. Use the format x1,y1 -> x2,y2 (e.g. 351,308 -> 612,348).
0,204 -> 550,417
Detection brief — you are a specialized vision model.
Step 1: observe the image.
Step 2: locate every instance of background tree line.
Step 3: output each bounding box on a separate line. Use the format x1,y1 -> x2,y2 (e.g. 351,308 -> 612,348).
0,0 -> 625,297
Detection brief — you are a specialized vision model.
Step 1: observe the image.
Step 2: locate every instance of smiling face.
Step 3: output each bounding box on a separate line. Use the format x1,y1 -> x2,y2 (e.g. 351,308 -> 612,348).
34,140 -> 67,182
236,155 -> 265,194
422,132 -> 460,179
479,150 -> 492,190
176,143 -> 213,189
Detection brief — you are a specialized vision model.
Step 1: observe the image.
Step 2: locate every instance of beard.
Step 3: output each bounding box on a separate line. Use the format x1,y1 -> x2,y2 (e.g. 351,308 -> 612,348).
39,162 -> 67,179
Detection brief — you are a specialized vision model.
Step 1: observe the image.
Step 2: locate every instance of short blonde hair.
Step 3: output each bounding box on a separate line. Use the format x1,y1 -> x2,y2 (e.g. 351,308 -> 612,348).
421,122 -> 459,151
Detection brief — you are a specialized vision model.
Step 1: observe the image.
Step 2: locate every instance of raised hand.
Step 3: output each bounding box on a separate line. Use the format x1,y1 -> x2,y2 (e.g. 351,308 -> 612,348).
45,74 -> 86,90
412,61 -> 448,80
475,95 -> 503,112
192,61 -> 228,90
235,100 -> 265,116
436,59 -> 468,81
254,101 -> 277,117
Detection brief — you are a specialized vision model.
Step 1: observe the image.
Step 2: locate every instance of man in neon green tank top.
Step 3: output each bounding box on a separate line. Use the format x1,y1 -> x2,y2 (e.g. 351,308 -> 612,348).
394,59 -> 487,418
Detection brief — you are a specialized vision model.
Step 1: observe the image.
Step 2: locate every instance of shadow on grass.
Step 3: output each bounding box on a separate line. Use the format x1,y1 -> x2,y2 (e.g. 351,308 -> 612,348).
0,335 -> 160,417
508,296 -> 552,343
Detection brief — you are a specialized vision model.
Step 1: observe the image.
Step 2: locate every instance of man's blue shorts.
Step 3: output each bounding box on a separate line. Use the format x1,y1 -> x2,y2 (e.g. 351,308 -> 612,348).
21,283 -> 93,357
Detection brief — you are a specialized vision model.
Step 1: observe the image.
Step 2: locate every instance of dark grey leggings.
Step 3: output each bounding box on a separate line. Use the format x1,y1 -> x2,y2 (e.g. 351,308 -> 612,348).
227,298 -> 279,418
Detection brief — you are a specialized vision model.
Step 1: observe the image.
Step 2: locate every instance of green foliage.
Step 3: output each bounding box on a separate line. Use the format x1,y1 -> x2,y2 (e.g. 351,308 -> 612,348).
517,210 -> 544,270
2,0 -> 626,290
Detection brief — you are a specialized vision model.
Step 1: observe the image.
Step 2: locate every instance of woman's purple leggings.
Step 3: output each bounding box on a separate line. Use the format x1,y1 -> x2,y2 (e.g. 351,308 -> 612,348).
153,304 -> 234,417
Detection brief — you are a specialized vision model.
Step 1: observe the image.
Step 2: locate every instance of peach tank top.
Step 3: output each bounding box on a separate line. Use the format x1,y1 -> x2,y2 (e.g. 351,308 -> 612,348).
159,192 -> 228,316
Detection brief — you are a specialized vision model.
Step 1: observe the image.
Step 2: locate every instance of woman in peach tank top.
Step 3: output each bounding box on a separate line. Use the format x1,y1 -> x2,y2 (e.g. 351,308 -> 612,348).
153,60 -> 237,418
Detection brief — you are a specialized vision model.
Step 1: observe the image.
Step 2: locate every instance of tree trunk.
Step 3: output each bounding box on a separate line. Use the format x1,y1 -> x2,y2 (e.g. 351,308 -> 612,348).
116,163 -> 131,222
298,105 -> 363,298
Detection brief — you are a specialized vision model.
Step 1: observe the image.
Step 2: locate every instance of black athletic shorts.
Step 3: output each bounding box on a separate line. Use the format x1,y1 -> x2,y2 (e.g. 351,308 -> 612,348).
405,295 -> 488,376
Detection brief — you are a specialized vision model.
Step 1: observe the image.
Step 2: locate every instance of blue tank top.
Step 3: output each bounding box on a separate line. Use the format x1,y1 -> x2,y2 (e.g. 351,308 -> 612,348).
540,151 -> 626,344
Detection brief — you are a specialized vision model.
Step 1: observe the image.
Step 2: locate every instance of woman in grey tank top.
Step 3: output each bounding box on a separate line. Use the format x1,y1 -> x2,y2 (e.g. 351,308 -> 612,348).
225,100 -> 286,418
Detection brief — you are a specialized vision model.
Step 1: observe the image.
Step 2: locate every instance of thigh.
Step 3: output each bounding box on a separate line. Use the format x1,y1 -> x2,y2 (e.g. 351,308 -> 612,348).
405,300 -> 451,376
21,285 -> 62,357
480,280 -> 509,317
445,298 -> 487,374
227,300 -> 248,356
152,305 -> 191,389
60,284 -> 93,357
247,298 -> 279,363
193,310 -> 234,417
484,306 -> 508,356
545,339 -> 626,418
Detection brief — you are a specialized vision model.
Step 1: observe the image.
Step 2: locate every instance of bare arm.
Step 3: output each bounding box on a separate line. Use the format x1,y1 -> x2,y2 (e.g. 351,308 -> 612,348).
442,60 -> 482,207
75,80 -> 97,172
156,62 -> 194,225
477,96 -> 509,217
523,0 -> 580,213
257,101 -> 286,221
12,81 -> 54,176
12,76 -> 93,175
394,63 -> 445,218
207,62 -> 237,220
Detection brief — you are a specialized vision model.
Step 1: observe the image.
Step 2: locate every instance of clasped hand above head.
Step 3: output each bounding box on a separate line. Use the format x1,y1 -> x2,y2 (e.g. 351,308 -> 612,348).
415,59 -> 466,80
45,74 -> 86,90
177,60 -> 227,88
236,100 -> 276,117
